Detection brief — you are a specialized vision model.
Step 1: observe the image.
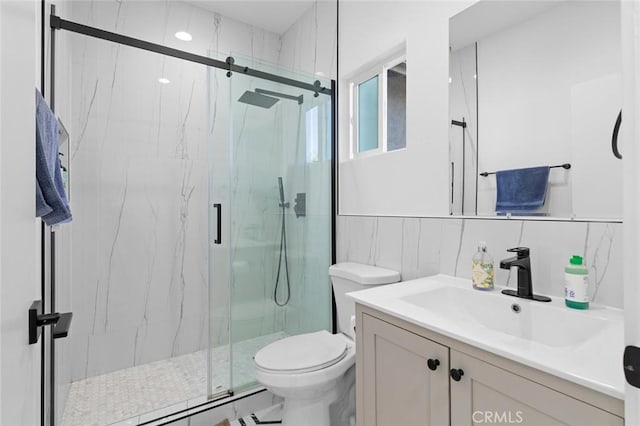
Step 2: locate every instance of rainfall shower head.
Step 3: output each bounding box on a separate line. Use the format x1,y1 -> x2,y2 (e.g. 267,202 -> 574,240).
238,90 -> 280,109
237,88 -> 304,109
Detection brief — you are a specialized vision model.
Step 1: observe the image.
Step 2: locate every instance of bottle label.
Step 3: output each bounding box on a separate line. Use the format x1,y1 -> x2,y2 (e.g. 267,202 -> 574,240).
565,274 -> 589,302
472,261 -> 494,289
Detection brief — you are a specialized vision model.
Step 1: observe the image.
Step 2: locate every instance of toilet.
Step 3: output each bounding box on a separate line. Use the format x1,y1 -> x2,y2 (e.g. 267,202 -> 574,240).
253,262 -> 401,426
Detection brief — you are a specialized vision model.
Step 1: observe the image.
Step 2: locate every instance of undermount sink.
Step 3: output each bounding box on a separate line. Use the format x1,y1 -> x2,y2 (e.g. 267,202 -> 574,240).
400,285 -> 614,348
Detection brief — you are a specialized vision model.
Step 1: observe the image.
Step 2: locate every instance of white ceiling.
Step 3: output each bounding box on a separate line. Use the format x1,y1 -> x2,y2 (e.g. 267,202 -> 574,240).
450,1 -> 561,50
184,0 -> 316,35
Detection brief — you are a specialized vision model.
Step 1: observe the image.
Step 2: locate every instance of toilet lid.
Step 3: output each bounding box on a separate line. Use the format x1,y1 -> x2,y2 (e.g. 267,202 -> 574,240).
254,330 -> 348,374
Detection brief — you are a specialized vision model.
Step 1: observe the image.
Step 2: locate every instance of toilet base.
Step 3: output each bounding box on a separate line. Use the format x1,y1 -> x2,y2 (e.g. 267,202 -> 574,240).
278,366 -> 356,426
281,391 -> 336,426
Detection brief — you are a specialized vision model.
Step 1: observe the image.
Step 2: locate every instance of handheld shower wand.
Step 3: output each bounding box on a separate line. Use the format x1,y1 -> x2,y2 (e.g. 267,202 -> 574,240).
277,177 -> 289,208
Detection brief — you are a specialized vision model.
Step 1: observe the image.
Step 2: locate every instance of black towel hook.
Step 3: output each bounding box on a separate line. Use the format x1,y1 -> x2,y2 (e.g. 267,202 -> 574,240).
612,109 -> 622,160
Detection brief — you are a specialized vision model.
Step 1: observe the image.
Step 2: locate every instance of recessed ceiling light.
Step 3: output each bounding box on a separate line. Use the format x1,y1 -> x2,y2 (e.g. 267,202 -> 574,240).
158,77 -> 170,84
315,71 -> 325,77
175,31 -> 192,41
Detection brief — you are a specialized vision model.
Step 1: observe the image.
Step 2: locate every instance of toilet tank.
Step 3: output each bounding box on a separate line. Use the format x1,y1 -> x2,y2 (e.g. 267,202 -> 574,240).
329,262 -> 401,339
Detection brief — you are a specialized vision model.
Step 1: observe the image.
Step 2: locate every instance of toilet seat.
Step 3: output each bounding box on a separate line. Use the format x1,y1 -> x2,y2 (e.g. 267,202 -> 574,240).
254,330 -> 348,374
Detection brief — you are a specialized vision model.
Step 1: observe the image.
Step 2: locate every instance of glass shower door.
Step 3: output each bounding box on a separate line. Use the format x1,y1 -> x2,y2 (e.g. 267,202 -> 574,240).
209,61 -> 333,393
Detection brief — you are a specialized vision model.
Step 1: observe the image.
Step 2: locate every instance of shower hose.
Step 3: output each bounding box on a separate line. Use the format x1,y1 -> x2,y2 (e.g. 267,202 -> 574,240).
274,201 -> 291,306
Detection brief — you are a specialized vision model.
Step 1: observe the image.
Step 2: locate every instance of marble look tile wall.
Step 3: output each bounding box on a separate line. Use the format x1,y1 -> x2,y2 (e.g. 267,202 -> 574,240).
278,1 -> 338,338
279,1 -> 338,80
63,0 -> 339,394
337,216 -> 623,308
64,0 -> 283,383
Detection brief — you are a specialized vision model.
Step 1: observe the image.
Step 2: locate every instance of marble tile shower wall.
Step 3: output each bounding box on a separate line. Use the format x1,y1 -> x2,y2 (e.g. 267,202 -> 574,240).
65,0 -> 283,382
214,1 -> 338,350
337,216 -> 623,309
278,2 -> 337,338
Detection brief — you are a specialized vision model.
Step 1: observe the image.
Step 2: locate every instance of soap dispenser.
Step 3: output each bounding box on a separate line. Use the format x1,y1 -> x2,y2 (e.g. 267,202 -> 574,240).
472,241 -> 494,290
565,255 -> 589,309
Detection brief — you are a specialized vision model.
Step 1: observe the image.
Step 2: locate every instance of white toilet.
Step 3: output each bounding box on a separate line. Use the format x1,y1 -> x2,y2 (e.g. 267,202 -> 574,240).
253,262 -> 401,426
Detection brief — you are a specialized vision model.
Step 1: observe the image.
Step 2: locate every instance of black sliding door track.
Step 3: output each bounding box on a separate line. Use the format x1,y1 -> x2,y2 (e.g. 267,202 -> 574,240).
50,14 -> 332,96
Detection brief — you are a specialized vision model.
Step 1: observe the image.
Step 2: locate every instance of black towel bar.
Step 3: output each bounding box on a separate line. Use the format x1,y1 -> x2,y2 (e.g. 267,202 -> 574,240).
480,163 -> 571,177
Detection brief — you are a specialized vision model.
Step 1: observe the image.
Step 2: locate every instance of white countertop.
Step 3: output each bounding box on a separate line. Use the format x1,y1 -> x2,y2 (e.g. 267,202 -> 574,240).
348,274 -> 625,400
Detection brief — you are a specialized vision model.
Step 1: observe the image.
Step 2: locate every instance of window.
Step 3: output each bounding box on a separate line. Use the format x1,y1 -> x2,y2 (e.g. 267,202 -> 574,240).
358,76 -> 379,152
305,102 -> 331,163
350,56 -> 406,158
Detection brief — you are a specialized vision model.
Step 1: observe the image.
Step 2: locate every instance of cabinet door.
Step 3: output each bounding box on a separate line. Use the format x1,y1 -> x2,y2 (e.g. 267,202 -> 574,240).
360,314 -> 449,426
450,350 -> 623,426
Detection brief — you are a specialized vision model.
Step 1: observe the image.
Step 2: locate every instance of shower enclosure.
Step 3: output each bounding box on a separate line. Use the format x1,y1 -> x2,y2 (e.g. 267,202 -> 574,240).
48,4 -> 334,424
210,58 -> 334,395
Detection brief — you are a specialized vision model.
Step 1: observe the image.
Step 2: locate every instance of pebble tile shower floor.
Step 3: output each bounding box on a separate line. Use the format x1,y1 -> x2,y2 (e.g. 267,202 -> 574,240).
61,333 -> 285,426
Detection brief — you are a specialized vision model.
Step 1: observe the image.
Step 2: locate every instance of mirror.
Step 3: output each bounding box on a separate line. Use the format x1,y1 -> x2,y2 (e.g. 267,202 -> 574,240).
449,1 -> 622,219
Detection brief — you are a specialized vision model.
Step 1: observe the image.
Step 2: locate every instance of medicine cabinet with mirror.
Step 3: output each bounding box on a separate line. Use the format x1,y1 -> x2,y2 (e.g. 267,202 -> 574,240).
449,0 -> 623,220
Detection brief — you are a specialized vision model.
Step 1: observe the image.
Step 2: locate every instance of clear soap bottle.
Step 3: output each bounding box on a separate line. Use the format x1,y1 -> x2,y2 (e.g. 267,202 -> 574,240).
472,241 -> 494,290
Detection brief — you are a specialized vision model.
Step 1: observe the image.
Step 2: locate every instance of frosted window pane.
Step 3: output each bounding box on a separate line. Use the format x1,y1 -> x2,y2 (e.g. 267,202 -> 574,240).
358,76 -> 378,152
387,62 -> 406,151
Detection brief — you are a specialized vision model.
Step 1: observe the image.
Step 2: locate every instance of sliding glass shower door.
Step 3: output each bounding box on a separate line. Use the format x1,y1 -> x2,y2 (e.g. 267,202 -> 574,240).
209,60 -> 334,393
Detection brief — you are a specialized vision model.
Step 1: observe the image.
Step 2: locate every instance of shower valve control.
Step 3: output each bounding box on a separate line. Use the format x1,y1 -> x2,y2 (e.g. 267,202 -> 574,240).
294,193 -> 306,218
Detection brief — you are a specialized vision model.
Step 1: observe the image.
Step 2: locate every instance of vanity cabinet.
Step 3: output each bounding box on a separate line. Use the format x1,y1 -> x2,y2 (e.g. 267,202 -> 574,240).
360,313 -> 450,426
450,350 -> 622,425
356,307 -> 624,426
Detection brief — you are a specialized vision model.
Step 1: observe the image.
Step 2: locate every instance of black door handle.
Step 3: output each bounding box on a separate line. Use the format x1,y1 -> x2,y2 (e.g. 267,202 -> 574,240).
624,346 -> 640,388
612,109 -> 622,159
29,300 -> 73,344
214,203 -> 222,244
450,368 -> 464,382
427,358 -> 440,371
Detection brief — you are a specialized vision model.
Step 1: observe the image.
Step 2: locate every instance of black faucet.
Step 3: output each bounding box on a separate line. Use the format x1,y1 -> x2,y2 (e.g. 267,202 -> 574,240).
499,247 -> 551,302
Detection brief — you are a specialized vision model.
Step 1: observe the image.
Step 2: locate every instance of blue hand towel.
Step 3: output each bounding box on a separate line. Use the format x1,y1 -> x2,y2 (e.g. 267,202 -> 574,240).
495,166 -> 550,214
35,89 -> 72,225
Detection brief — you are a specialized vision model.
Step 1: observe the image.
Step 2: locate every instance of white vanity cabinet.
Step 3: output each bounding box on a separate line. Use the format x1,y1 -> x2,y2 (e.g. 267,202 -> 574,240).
360,312 -> 450,426
450,350 -> 622,425
356,305 -> 624,426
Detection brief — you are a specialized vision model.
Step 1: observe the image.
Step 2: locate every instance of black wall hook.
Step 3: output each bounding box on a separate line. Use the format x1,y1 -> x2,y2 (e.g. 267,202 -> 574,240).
612,109 -> 622,159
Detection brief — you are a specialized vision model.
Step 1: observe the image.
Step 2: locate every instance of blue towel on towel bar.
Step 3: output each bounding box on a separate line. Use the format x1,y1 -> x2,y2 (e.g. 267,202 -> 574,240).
35,89 -> 72,225
495,166 -> 550,214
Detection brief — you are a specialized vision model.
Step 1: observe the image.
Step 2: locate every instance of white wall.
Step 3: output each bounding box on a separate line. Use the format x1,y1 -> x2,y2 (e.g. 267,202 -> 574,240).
622,0 -> 640,422
474,1 -> 622,218
449,43 -> 478,215
0,1 -> 42,425
339,1 -> 472,216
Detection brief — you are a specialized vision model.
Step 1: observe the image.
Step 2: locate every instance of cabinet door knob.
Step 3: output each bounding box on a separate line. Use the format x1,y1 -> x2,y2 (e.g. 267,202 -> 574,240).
450,368 -> 464,381
427,358 -> 440,371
